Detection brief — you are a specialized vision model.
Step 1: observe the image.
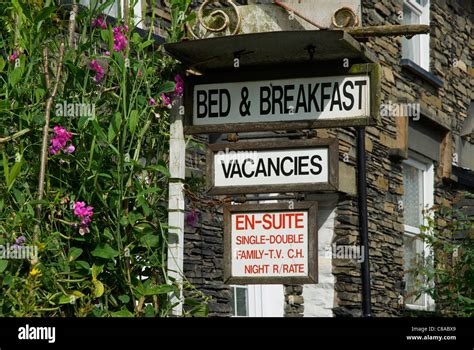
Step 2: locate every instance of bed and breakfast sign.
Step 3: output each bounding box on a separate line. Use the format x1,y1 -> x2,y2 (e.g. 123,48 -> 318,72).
183,64 -> 380,134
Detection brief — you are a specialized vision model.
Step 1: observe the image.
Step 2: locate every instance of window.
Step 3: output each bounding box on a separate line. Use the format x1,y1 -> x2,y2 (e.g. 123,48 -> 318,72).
80,0 -> 144,28
231,286 -> 248,317
230,285 -> 284,317
402,156 -> 434,310
402,0 -> 430,71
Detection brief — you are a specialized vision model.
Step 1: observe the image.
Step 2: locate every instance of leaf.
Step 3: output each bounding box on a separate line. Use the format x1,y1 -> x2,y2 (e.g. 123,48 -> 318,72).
139,234 -> 159,248
75,260 -> 90,271
142,284 -> 174,296
0,57 -> 5,73
119,216 -> 129,227
58,293 -> 83,305
97,0 -> 116,14
35,5 -> 55,31
157,81 -> 176,94
140,40 -> 154,50
107,112 -> 122,143
128,211 -> 143,225
146,164 -> 170,177
458,295 -> 474,305
111,309 -> 134,317
91,264 -> 103,281
91,243 -> 119,259
131,32 -> 141,44
78,116 -> 90,129
103,228 -> 114,241
108,144 -> 120,156
118,295 -> 130,304
2,149 -> 9,185
100,29 -> 109,42
32,113 -> 45,126
0,260 -> 8,273
91,119 -> 107,141
10,66 -> 24,86
93,279 -> 105,298
12,187 -> 25,205
68,247 -> 83,262
144,304 -> 155,317
185,298 -> 209,317
7,157 -> 22,191
128,110 -> 139,134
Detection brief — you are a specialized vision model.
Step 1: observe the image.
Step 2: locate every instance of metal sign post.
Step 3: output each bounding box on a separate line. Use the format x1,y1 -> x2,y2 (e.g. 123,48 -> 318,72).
357,127 -> 372,317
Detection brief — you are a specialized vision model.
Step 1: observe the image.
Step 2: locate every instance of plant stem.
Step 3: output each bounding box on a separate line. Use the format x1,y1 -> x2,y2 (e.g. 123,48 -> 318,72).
34,43 -> 65,242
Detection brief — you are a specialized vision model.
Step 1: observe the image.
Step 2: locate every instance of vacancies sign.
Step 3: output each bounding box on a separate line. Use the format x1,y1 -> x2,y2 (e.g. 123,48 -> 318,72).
207,139 -> 338,195
184,64 -> 380,134
224,202 -> 318,284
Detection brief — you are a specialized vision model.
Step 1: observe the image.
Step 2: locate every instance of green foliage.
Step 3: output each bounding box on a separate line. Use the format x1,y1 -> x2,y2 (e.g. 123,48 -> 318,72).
413,198 -> 474,317
168,0 -> 195,43
0,0 -> 207,317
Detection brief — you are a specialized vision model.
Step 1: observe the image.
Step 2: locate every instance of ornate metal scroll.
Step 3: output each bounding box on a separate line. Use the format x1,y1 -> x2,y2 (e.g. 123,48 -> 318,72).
332,6 -> 359,28
187,0 -> 242,39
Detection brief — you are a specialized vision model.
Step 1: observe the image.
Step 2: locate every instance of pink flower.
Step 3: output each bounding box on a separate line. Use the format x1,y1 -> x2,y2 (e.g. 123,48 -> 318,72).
65,144 -> 75,154
73,201 -> 94,229
49,126 -> 74,155
92,16 -> 107,29
149,98 -> 156,106
9,53 -> 18,63
174,75 -> 184,96
186,210 -> 199,228
161,93 -> 171,107
112,26 -> 128,52
104,51 -> 110,56
90,59 -> 105,82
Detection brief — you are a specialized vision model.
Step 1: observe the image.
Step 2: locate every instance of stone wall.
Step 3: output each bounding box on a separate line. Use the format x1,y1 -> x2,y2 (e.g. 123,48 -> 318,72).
181,0 -> 473,317
182,138 -> 232,317
328,0 -> 473,317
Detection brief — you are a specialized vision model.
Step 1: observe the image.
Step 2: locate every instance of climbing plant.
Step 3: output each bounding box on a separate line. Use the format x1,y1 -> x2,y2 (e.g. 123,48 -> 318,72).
0,0 -> 207,316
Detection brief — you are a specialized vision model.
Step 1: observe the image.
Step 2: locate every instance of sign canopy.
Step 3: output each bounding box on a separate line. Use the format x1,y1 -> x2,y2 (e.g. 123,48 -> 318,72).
207,139 -> 338,194
224,202 -> 318,284
164,30 -> 376,73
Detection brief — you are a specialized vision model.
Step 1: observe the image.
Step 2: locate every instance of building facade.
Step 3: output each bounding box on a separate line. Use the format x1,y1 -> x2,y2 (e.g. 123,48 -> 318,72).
180,0 -> 474,317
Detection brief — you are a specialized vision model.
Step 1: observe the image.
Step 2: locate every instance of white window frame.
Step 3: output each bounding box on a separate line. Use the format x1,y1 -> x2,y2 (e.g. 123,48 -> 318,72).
230,284 -> 284,317
80,0 -> 144,28
402,155 -> 435,311
402,0 -> 430,71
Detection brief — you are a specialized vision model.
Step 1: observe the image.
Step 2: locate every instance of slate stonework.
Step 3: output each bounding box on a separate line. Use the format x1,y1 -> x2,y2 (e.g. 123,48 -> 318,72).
182,0 -> 473,317
330,0 -> 473,317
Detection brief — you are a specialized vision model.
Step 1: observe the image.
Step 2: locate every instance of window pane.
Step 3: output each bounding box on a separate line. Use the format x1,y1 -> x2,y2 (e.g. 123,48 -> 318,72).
403,163 -> 424,227
231,286 -> 248,317
403,235 -> 426,306
235,287 -> 248,316
402,5 -> 421,64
